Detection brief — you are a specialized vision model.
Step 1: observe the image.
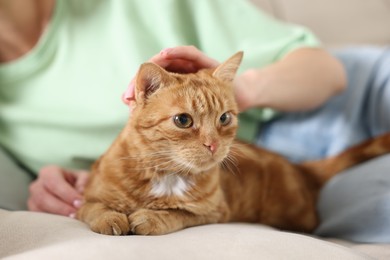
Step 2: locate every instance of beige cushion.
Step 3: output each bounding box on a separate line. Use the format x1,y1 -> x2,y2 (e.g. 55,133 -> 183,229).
250,0 -> 390,48
2,3 -> 390,260
0,209 -> 382,260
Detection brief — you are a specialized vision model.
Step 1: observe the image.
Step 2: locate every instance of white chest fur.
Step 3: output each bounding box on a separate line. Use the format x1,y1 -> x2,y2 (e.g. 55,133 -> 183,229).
150,174 -> 193,197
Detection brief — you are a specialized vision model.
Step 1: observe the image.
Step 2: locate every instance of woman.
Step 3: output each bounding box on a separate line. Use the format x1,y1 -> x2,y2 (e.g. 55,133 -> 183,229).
2,0 -> 388,242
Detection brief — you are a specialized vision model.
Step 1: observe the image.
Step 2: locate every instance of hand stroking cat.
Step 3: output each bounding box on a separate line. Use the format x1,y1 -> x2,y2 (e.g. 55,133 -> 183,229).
77,52 -> 390,235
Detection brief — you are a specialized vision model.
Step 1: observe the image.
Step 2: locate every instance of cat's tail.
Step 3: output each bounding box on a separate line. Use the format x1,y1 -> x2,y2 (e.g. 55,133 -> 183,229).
299,132 -> 390,185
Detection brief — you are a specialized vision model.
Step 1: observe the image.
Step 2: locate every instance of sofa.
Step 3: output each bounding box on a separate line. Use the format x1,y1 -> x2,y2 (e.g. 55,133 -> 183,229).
1,1 -> 390,259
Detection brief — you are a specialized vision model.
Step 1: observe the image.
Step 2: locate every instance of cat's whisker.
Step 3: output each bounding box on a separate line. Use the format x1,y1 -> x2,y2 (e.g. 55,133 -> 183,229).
144,158 -> 180,171
151,157 -> 193,173
116,150 -> 173,161
220,160 -> 234,176
113,152 -> 177,167
229,143 -> 247,157
221,154 -> 240,176
171,158 -> 193,176
225,150 -> 243,163
119,157 -> 180,172
226,149 -> 239,163
182,159 -> 196,176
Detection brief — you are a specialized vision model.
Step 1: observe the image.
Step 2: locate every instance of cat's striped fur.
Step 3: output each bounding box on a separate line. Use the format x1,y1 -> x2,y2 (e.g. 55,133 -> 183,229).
77,52 -> 390,235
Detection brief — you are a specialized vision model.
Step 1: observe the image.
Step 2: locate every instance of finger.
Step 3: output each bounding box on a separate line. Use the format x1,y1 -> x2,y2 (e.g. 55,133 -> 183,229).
63,170 -> 77,186
35,189 -> 76,216
123,46 -> 219,104
29,180 -> 76,216
163,59 -> 199,73
122,61 -> 196,104
27,197 -> 39,212
39,166 -> 82,205
160,46 -> 219,68
122,78 -> 136,104
149,46 -> 219,70
39,195 -> 76,216
74,171 -> 90,194
148,49 -> 174,68
123,51 -> 172,103
122,59 -> 192,104
150,57 -> 206,74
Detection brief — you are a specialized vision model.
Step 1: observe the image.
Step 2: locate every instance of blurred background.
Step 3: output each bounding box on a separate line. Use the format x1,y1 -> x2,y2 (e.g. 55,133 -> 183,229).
250,0 -> 390,48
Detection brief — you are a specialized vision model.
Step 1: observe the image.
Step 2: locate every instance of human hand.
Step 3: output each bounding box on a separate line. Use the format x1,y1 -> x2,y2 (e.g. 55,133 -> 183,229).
122,45 -> 219,105
28,165 -> 89,217
233,69 -> 263,112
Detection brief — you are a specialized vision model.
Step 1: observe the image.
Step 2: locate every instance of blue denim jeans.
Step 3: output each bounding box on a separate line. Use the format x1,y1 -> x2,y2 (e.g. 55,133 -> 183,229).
257,47 -> 390,242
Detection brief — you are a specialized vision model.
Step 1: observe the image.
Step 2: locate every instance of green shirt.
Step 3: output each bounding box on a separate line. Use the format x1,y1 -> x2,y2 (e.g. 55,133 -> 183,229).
0,0 -> 320,174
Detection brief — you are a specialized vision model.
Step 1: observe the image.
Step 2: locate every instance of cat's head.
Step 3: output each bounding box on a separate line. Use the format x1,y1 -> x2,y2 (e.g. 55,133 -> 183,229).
129,52 -> 243,174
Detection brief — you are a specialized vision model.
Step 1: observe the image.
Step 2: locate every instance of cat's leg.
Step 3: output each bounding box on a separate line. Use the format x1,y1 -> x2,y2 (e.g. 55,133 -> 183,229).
128,208 -> 223,235
77,202 -> 130,235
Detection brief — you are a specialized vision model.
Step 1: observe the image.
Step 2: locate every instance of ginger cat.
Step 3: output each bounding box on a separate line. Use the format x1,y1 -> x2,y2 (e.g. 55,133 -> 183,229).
77,52 -> 390,235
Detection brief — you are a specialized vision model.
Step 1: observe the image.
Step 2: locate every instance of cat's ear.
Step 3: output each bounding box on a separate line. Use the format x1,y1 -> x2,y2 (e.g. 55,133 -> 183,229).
212,51 -> 243,82
135,63 -> 175,103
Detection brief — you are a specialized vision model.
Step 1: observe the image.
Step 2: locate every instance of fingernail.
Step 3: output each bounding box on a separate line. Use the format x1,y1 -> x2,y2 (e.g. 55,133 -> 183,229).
73,199 -> 83,208
124,84 -> 134,101
160,48 -> 173,56
69,213 -> 76,218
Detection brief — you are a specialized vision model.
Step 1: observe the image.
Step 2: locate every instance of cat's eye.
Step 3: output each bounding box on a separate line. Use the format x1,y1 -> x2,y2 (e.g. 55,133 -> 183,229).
173,113 -> 193,128
220,112 -> 232,126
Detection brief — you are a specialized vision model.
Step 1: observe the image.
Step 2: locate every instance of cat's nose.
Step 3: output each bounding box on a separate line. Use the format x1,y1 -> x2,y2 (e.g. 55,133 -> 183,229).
204,142 -> 218,154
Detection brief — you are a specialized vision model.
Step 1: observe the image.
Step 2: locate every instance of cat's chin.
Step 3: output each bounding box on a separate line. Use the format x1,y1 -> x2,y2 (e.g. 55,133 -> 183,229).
186,159 -> 224,175
193,154 -> 230,174
165,149 -> 230,175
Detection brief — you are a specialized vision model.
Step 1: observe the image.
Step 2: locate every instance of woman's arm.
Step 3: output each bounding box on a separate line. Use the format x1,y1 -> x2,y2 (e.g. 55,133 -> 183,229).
124,46 -> 346,112
234,47 -> 347,112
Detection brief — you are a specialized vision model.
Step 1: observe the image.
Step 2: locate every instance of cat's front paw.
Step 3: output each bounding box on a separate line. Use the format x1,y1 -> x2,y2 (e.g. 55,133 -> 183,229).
129,209 -> 174,235
89,211 -> 130,236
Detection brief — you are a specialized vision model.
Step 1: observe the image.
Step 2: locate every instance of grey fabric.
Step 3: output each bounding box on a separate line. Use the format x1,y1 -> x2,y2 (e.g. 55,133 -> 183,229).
0,147 -> 33,210
315,155 -> 390,243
